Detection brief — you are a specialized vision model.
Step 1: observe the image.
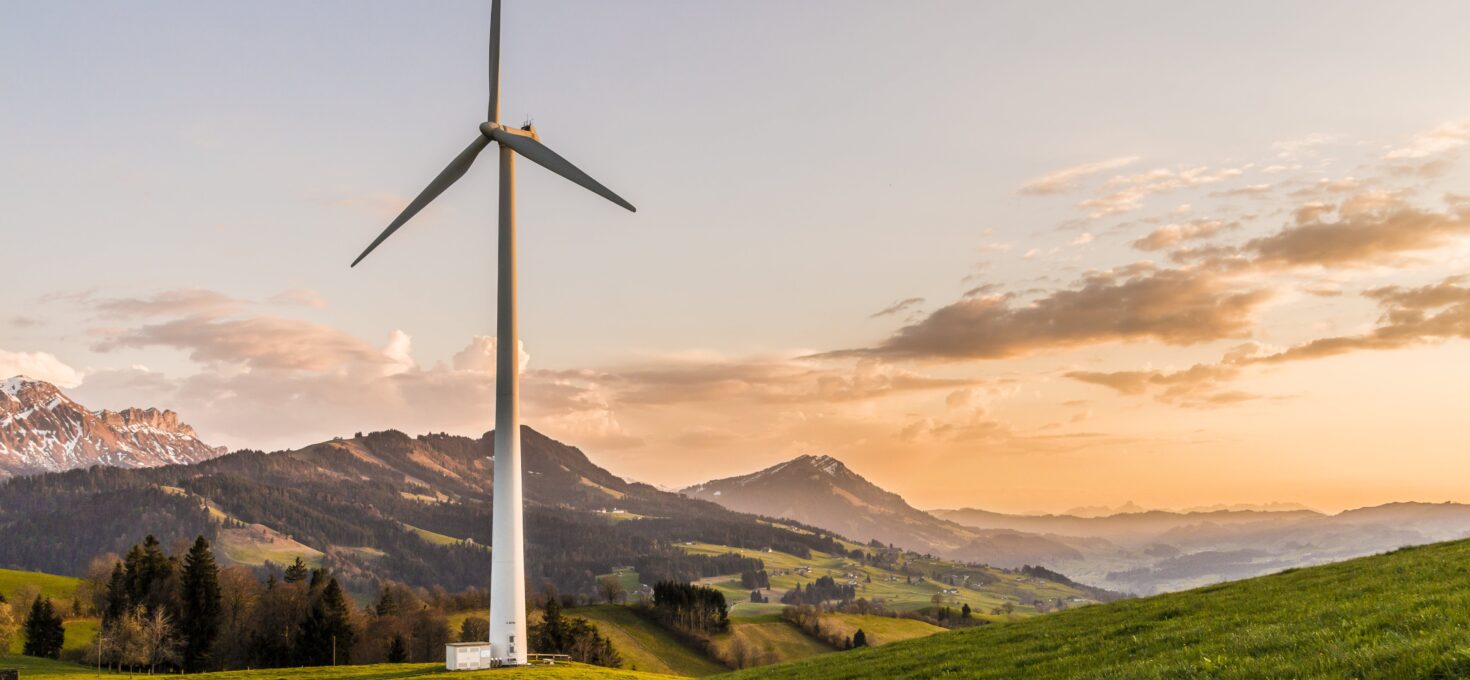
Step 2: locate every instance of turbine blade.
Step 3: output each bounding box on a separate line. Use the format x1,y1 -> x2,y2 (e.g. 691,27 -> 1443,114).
489,127 -> 636,212
351,135 -> 492,267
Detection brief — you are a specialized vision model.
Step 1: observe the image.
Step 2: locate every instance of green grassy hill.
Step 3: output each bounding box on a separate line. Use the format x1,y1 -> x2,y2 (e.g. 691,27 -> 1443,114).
681,540 -> 1094,619
573,605 -> 727,677
733,539 -> 1470,679
1,567 -> 99,658
0,655 -> 678,679
0,567 -> 80,603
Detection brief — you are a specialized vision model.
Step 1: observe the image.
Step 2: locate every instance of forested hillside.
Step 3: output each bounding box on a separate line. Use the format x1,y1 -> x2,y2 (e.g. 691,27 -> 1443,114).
0,427 -> 847,599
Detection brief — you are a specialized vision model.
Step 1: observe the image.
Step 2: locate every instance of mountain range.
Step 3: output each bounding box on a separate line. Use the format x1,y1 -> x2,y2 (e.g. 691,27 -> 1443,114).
0,376 -> 224,478
684,453 -> 1470,595
7,376 -> 1470,599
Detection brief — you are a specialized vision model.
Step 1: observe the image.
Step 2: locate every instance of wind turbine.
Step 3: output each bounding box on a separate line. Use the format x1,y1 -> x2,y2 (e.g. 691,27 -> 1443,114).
350,0 -> 635,666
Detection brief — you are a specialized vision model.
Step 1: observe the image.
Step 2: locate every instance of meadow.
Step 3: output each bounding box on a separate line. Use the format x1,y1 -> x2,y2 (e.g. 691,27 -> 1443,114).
729,538 -> 1470,679
10,537 -> 1470,677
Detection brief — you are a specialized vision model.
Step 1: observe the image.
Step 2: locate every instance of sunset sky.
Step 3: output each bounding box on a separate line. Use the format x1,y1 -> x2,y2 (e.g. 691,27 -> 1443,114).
6,1 -> 1470,513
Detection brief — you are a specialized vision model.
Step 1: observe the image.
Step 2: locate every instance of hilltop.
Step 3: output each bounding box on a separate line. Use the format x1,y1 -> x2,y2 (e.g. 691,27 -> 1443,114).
732,537 -> 1470,679
683,455 -> 1090,568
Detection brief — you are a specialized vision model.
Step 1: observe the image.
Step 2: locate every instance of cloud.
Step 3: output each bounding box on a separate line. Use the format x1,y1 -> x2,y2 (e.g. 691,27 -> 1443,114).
1383,118 -> 1470,160
91,289 -> 246,319
870,297 -> 924,318
1273,133 -> 1338,159
1252,276 -> 1470,364
0,349 -> 84,388
1079,166 -> 1242,217
93,314 -> 393,373
1245,192 -> 1470,268
1066,343 -> 1267,407
1018,156 -> 1140,195
830,265 -> 1270,361
452,335 -> 531,373
595,356 -> 977,406
1133,219 -> 1238,251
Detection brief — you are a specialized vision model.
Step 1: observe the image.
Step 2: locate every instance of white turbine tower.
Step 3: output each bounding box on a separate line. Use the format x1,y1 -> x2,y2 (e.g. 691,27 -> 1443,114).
350,0 -> 634,666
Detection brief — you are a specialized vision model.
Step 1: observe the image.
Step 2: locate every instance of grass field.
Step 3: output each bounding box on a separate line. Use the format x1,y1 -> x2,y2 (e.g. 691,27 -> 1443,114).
708,614 -> 831,669
730,539 -> 1470,679
819,614 -> 944,647
1,568 -> 97,658
596,567 -> 641,596
571,605 -> 726,677
0,655 -> 679,679
680,542 -> 1089,619
0,567 -> 81,604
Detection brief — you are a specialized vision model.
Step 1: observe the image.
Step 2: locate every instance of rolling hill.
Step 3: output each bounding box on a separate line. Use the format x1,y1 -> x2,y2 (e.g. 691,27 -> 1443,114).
731,537 -> 1470,679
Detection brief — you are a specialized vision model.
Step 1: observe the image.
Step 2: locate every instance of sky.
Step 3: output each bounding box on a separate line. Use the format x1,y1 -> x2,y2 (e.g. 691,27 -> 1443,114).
5,1 -> 1470,514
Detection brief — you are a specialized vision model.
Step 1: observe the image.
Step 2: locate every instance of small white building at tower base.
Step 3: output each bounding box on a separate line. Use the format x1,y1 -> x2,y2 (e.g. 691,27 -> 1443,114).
446,642 -> 502,670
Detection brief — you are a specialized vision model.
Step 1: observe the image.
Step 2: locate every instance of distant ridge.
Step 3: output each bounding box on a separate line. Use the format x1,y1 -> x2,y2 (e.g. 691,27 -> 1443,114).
0,376 -> 224,478
683,454 -> 1092,568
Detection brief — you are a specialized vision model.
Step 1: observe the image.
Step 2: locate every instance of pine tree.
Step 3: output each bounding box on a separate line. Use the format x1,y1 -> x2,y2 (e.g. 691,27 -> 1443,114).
180,535 -> 223,672
374,585 -> 399,617
283,557 -> 310,584
386,634 -> 408,663
297,578 -> 355,666
22,596 -> 65,659
104,561 -> 129,625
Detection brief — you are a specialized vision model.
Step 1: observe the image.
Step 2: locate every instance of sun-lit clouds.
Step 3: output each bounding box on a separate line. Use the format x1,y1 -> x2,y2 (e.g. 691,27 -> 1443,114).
1078,166 -> 1244,217
1017,155 -> 1140,195
1244,192 -> 1470,268
1133,219 -> 1238,251
1251,276 -> 1470,364
452,335 -> 531,373
0,348 -> 83,387
1381,118 -> 1470,175
1273,133 -> 1339,159
589,355 -> 978,406
88,288 -> 247,319
835,265 -> 1270,362
1065,343 -> 1266,408
93,314 -> 394,373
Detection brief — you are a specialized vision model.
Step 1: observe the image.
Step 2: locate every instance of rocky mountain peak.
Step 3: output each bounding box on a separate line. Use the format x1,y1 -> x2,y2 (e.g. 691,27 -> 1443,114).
0,376 -> 223,478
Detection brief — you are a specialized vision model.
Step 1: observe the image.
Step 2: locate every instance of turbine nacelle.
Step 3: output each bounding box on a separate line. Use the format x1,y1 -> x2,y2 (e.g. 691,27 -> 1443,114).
349,120 -> 634,268
479,121 -> 537,140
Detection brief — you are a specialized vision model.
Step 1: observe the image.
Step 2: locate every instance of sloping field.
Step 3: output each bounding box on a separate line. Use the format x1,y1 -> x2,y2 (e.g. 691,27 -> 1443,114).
821,613 -> 944,647
734,539 -> 1470,679
709,615 -> 832,669
572,605 -> 727,677
0,567 -> 79,603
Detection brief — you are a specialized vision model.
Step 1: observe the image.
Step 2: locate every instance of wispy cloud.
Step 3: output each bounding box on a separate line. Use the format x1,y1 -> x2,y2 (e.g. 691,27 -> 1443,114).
1018,155 -> 1140,196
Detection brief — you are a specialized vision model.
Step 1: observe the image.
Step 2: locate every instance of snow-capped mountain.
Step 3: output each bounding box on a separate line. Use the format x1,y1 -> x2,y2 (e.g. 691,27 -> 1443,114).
0,376 -> 225,478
